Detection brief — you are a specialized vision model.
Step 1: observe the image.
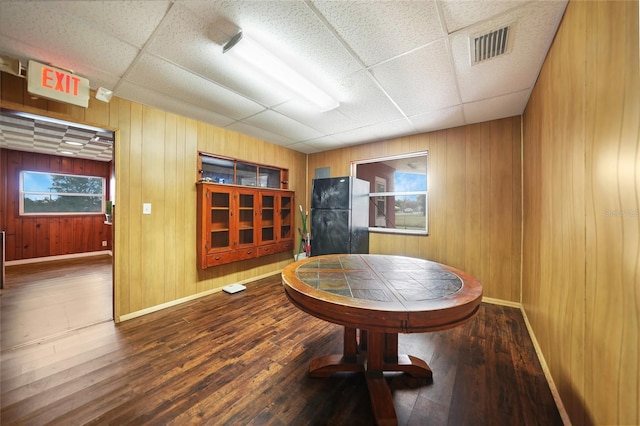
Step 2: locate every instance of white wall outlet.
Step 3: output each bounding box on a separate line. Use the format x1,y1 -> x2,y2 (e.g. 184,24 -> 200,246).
143,203 -> 152,214
102,241 -> 107,247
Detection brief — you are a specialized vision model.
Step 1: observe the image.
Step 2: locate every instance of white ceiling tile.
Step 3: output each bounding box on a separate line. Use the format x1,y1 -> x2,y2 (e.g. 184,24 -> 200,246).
273,100 -> 367,136
372,118 -> 418,142
332,70 -> 406,127
226,121 -> 296,148
451,1 -> 567,103
144,4 -> 288,107
0,2 -> 139,76
241,110 -> 324,142
125,54 -> 265,120
283,141 -> 324,155
0,35 -> 120,92
48,1 -> 172,48
371,39 -> 460,116
182,1 -> 361,78
311,0 -> 445,67
331,118 -> 415,146
409,106 -> 466,133
463,89 -> 530,124
297,135 -> 345,152
116,81 -> 236,129
159,1 -> 358,104
0,0 -> 568,157
440,0 -> 527,33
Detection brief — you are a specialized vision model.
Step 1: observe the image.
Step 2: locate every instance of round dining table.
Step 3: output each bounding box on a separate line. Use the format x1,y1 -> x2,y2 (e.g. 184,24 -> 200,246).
281,254 -> 483,426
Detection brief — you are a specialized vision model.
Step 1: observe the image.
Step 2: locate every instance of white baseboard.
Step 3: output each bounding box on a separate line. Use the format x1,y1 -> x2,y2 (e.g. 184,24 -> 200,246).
117,270 -> 282,323
482,296 -> 521,308
482,297 -> 570,424
519,307 -> 571,425
483,298 -> 571,424
5,250 -> 112,266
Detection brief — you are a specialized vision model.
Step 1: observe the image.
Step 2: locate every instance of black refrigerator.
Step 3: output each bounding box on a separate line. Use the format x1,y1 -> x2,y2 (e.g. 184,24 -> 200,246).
311,176 -> 369,256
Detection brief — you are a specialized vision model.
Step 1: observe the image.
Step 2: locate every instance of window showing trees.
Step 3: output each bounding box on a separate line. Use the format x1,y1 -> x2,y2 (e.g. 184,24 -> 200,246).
20,171 -> 105,215
352,152 -> 428,235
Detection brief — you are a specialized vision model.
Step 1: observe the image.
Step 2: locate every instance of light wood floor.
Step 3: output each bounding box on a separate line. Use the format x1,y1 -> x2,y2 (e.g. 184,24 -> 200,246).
0,257 -> 563,425
0,254 -> 113,350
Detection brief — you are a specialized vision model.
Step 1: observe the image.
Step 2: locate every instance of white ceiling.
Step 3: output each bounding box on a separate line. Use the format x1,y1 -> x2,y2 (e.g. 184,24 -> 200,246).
0,0 -> 567,158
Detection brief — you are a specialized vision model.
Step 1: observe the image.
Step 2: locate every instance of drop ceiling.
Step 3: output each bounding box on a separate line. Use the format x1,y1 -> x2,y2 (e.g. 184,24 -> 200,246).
0,0 -> 567,160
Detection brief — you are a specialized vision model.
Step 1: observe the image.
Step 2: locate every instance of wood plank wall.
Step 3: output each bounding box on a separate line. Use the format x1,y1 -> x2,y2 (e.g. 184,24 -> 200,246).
0,72 -> 307,320
0,149 -> 112,260
522,1 -> 639,424
307,117 -> 522,303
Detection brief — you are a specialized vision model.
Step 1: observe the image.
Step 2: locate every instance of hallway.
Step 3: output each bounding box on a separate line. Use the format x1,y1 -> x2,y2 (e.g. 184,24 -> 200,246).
0,254 -> 112,349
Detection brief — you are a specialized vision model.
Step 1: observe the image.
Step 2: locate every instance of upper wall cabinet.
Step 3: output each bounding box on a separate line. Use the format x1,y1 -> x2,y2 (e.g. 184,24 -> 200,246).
198,153 -> 289,189
196,182 -> 294,269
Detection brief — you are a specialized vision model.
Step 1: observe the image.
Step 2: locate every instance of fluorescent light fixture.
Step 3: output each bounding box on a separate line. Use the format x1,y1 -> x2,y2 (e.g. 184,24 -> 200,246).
224,34 -> 339,112
60,151 -> 75,155
64,141 -> 83,146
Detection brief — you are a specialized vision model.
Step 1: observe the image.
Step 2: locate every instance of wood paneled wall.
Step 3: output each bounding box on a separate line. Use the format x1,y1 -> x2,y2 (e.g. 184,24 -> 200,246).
522,1 -> 639,424
0,72 -> 307,320
0,149 -> 112,260
308,117 -> 522,303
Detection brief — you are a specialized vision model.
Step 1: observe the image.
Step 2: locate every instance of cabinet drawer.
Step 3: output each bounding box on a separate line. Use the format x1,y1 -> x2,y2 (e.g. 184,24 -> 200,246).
205,248 -> 257,267
232,247 -> 258,261
257,240 -> 293,257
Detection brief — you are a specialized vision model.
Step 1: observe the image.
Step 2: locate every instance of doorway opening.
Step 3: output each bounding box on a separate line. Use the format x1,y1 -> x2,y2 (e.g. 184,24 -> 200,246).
0,108 -> 115,348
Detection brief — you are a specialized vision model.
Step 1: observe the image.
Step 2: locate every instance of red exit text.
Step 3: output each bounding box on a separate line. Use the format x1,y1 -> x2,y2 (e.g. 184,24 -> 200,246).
41,67 -> 81,96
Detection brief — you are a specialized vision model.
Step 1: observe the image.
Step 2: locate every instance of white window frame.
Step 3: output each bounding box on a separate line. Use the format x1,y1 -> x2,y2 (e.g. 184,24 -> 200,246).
19,171 -> 106,216
351,151 -> 429,236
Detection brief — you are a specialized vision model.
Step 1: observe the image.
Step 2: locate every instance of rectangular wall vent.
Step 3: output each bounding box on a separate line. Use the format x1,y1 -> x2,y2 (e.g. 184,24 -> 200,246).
472,25 -> 511,65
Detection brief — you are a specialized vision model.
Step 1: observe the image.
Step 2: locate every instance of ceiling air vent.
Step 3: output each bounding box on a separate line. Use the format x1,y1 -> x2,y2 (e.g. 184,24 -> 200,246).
471,25 -> 511,65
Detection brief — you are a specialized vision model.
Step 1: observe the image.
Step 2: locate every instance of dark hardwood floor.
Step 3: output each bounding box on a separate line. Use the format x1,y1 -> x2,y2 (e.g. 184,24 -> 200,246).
0,258 -> 563,425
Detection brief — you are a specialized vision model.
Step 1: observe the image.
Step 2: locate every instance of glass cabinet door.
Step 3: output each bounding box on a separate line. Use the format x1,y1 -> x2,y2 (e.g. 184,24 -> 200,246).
236,191 -> 256,246
209,189 -> 231,249
279,194 -> 293,240
198,183 -> 295,268
201,157 -> 235,184
260,193 -> 275,243
236,163 -> 258,187
258,167 -> 282,188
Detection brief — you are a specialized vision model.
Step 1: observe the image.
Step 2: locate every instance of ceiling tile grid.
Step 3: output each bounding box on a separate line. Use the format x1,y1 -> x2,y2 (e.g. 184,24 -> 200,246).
370,38 -> 461,117
125,53 -> 267,120
50,0 -> 172,48
440,0 -> 526,33
0,114 -> 114,162
463,88 -> 532,124
0,2 -> 141,78
309,0 -> 446,67
449,0 -> 568,104
409,105 -> 466,134
0,0 -> 568,157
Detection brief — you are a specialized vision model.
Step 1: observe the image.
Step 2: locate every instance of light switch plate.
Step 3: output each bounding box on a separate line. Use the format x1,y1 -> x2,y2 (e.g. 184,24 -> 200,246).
143,203 -> 152,214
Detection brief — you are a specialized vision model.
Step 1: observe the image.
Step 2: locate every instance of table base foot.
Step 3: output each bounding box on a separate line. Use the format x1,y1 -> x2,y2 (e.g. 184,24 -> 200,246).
309,353 -> 431,425
309,329 -> 431,425
365,372 -> 398,426
309,354 -> 365,377
383,354 -> 433,378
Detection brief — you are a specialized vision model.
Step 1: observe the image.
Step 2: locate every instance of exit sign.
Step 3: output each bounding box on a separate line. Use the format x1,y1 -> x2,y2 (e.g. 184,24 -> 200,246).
27,60 -> 90,108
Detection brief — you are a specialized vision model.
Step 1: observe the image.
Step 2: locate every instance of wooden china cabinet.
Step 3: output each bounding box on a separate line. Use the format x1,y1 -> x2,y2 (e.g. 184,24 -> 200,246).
196,183 -> 294,268
196,155 -> 294,268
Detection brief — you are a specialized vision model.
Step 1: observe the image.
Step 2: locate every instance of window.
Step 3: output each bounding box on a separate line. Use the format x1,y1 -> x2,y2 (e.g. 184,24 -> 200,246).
352,152 -> 428,235
20,171 -> 106,215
